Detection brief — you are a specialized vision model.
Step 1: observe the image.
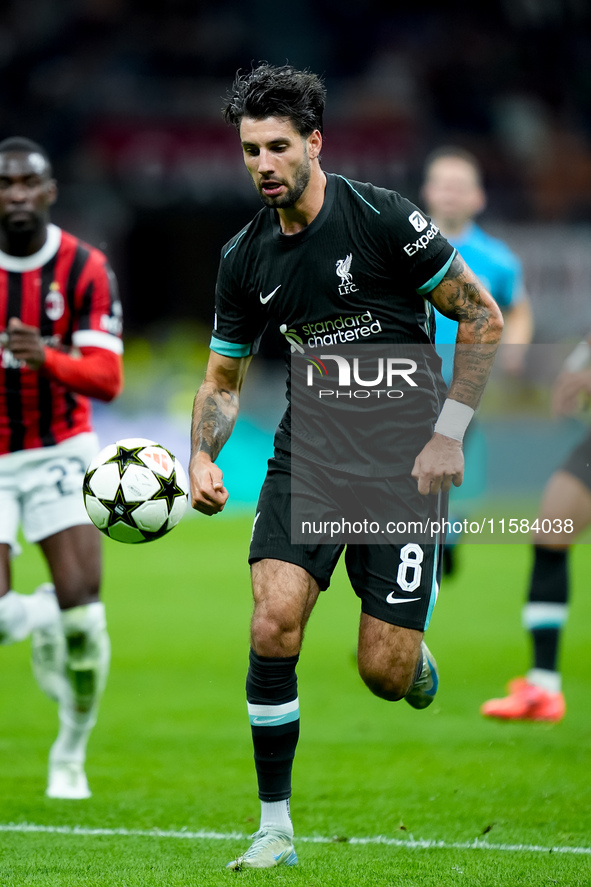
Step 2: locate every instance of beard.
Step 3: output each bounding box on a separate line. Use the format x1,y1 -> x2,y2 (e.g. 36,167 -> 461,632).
257,154 -> 311,209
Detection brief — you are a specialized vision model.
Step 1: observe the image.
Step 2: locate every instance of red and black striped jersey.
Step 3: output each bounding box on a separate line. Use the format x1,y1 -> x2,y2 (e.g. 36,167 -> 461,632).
0,224 -> 123,454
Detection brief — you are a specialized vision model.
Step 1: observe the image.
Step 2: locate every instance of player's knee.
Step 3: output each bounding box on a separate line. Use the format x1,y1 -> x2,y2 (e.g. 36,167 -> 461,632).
357,643 -> 419,701
250,606 -> 303,657
358,661 -> 411,702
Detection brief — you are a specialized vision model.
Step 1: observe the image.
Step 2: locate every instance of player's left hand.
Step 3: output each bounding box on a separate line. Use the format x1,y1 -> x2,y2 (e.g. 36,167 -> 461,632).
412,433 -> 464,496
500,344 -> 528,377
551,368 -> 591,416
6,317 -> 46,369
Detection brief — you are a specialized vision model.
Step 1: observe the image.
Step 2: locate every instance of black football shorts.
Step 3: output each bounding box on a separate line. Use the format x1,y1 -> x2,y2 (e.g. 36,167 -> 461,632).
249,451 -> 446,632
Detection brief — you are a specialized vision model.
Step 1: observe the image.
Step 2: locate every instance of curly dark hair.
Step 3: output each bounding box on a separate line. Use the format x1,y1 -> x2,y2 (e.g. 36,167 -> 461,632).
223,63 -> 326,136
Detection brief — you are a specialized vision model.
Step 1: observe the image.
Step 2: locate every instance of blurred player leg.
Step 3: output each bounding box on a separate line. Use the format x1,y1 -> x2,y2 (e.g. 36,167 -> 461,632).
0,494 -> 62,643
522,545 -> 568,697
480,542 -> 568,720
0,577 -> 62,646
39,525 -> 110,799
30,583 -> 67,702
482,469 -> 591,722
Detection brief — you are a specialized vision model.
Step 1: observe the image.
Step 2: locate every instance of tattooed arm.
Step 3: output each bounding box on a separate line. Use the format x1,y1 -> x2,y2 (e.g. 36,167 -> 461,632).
412,253 -> 504,495
430,252 -> 504,408
189,351 -> 251,514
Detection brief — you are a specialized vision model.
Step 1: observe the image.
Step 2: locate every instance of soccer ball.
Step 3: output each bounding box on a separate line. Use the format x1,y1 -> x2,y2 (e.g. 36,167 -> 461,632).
83,437 -> 189,543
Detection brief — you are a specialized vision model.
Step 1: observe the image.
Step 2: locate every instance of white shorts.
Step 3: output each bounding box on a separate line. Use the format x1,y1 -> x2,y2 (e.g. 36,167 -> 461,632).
0,432 -> 100,555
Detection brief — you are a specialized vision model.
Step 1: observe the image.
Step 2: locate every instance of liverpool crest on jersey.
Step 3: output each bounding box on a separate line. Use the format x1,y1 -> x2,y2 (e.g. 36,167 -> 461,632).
335,254 -> 358,295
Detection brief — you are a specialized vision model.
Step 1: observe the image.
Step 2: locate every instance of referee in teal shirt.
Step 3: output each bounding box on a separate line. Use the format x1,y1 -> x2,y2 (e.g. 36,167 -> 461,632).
421,147 -> 534,570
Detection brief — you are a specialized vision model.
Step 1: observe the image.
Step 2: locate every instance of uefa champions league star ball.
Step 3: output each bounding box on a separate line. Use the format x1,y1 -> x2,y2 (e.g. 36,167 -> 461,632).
83,437 -> 189,543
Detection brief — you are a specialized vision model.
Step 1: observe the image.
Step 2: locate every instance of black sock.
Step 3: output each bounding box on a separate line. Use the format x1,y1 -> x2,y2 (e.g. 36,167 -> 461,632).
524,547 -> 569,674
528,547 -> 568,606
532,628 -> 561,673
246,648 -> 300,802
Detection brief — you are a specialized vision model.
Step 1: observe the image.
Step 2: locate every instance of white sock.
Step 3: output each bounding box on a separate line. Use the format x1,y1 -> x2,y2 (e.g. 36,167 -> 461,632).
260,799 -> 293,836
0,588 -> 60,644
50,712 -> 94,765
527,668 -> 562,694
51,602 -> 110,764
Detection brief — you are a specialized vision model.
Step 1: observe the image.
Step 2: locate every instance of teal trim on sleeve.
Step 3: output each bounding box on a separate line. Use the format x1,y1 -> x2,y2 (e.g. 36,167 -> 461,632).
223,229 -> 247,258
337,176 -> 381,214
209,336 -> 252,357
416,250 -> 456,295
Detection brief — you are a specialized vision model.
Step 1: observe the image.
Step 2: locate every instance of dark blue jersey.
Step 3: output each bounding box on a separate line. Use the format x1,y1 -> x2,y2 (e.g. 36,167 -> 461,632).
210,173 -> 455,476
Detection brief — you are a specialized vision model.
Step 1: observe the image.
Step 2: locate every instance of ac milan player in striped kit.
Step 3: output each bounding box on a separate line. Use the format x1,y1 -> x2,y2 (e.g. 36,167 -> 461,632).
0,137 -> 123,798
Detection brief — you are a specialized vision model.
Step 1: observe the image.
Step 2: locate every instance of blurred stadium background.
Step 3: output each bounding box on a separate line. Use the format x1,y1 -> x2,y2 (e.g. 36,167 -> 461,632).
1,0 -> 590,508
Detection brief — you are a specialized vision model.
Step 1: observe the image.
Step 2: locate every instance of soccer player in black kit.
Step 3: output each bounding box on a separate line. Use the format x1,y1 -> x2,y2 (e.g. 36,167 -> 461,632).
190,64 -> 504,870
482,336 -> 591,723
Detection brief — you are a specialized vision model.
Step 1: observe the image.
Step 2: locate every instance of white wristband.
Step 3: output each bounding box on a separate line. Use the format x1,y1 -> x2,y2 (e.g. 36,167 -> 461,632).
434,398 -> 475,442
563,340 -> 591,373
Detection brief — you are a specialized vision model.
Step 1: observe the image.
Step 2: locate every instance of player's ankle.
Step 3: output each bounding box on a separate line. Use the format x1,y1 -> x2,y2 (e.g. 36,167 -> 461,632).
526,668 -> 561,694
260,799 -> 293,836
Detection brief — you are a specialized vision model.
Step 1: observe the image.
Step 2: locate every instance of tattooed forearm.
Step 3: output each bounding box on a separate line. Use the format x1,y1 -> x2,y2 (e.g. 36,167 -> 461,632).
449,342 -> 498,408
191,384 -> 239,462
430,253 -> 504,409
433,254 -> 501,344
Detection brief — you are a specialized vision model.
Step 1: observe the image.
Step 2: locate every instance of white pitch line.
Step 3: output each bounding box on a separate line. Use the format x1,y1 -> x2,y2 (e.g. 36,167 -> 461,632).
1,822 -> 590,856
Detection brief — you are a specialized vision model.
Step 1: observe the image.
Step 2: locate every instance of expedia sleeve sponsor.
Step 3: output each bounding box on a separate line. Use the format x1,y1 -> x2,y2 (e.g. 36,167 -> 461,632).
403,222 -> 441,257
384,194 -> 454,294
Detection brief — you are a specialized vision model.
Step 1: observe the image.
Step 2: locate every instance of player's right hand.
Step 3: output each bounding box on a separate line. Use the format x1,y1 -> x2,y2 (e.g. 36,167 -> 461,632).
6,317 -> 45,369
189,452 -> 229,515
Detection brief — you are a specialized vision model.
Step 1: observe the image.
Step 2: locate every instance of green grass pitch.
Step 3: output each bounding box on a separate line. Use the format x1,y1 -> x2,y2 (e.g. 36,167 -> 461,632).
1,513 -> 590,885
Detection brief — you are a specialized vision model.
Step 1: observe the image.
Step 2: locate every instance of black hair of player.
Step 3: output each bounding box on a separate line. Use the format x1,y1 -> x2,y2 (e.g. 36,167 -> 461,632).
0,136 -> 53,177
423,145 -> 483,187
223,63 -> 327,137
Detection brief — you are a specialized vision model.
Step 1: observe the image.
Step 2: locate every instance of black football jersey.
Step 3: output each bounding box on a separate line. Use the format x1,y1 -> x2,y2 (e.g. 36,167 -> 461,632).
210,173 -> 456,476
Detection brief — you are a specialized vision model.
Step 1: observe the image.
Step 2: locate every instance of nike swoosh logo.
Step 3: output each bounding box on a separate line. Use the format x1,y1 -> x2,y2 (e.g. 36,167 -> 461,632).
251,715 -> 285,725
386,593 -> 421,604
260,285 -> 281,304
